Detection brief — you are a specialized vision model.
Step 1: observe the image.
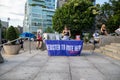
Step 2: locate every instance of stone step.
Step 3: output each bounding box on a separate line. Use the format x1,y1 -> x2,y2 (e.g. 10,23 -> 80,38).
83,44 -> 94,50
111,43 -> 120,47
94,49 -> 101,53
99,47 -> 105,53
103,47 -> 118,53
105,45 -> 120,51
102,50 -> 120,60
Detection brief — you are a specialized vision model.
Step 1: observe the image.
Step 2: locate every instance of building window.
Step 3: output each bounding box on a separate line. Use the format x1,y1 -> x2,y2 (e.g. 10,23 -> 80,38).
32,22 -> 41,26
46,0 -> 51,2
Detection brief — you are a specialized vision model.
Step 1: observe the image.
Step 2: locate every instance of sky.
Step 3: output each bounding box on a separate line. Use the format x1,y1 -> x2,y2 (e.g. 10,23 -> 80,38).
0,0 -> 109,27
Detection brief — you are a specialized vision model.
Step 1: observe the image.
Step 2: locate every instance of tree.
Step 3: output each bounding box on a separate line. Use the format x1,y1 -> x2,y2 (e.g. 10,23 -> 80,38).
15,27 -> 20,38
106,0 -> 120,33
97,0 -> 120,33
2,28 -> 7,39
95,2 -> 112,28
44,27 -> 54,33
0,20 -> 2,28
52,0 -> 98,37
6,26 -> 18,41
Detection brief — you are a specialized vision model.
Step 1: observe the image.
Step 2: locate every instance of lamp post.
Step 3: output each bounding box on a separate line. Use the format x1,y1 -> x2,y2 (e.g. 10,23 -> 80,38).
7,18 -> 10,27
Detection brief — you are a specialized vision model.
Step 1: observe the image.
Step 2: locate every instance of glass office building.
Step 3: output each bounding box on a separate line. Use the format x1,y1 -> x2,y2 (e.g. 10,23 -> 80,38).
23,0 -> 57,33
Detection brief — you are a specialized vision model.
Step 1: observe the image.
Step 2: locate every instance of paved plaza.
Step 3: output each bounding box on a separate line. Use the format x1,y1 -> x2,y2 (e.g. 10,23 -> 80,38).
0,50 -> 120,80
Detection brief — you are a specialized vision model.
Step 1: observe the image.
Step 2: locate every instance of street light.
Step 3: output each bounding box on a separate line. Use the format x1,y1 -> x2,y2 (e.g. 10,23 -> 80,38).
7,18 -> 10,27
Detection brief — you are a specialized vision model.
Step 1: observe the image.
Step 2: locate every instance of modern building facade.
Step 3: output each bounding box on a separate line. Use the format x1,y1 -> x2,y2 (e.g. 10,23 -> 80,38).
0,20 -> 8,28
17,25 -> 23,34
23,0 -> 57,33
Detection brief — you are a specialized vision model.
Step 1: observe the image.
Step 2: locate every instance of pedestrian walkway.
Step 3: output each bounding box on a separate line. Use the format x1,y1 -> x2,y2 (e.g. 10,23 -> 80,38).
0,50 -> 120,80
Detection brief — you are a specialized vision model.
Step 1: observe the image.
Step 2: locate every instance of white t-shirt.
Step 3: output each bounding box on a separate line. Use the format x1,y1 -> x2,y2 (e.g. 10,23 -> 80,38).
117,28 -> 120,31
93,33 -> 100,41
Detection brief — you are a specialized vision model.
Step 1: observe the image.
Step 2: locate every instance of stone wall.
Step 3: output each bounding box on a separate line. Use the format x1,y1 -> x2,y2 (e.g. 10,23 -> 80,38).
99,36 -> 120,46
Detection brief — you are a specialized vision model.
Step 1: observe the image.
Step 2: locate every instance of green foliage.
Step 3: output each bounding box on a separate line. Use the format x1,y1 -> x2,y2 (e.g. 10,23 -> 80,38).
0,21 -> 2,28
15,27 -> 20,38
83,33 -> 92,43
2,28 -> 7,39
107,14 -> 120,33
44,27 -> 54,33
52,0 -> 98,37
97,0 -> 120,33
106,0 -> 120,33
6,26 -> 18,44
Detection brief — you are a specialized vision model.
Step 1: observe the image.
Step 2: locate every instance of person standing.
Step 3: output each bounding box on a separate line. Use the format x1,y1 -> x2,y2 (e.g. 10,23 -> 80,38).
36,31 -> 43,49
19,38 -> 24,50
62,26 -> 71,40
101,24 -> 108,35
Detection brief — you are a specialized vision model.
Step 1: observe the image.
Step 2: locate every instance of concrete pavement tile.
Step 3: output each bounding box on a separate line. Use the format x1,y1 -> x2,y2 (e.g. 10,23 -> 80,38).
71,68 -> 105,80
41,62 -> 69,73
103,56 -> 120,66
105,74 -> 120,80
34,72 -> 70,80
6,56 -> 31,62
48,57 -> 68,63
0,62 -> 19,75
30,55 -> 48,62
0,66 -> 40,80
21,60 -> 46,67
86,57 -> 111,64
94,63 -> 120,75
69,56 -> 86,61
70,61 -> 94,68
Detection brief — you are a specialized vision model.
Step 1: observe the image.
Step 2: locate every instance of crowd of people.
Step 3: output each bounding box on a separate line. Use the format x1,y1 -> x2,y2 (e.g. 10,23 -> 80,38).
35,24 -> 120,50
1,24 -> 117,51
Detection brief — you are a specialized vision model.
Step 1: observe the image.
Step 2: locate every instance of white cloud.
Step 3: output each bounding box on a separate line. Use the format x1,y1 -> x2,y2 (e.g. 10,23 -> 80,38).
0,0 -> 26,26
0,0 -> 109,27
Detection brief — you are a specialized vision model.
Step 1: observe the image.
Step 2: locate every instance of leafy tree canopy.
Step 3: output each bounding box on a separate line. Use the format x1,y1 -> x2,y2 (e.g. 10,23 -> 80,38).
96,0 -> 120,33
52,0 -> 98,37
15,27 -> 20,38
0,20 -> 2,28
106,0 -> 120,33
44,27 -> 54,33
6,26 -> 18,41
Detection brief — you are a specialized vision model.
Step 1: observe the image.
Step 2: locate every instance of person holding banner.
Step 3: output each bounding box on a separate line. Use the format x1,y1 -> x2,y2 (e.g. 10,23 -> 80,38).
36,31 -> 43,49
62,26 -> 71,40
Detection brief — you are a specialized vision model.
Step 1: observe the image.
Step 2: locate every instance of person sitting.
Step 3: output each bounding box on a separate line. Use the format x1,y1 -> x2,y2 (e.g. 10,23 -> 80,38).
75,35 -> 80,40
115,26 -> 120,36
62,26 -> 71,40
93,31 -> 100,49
19,38 -> 24,50
101,24 -> 108,36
